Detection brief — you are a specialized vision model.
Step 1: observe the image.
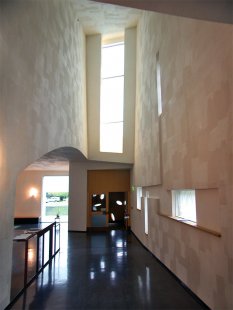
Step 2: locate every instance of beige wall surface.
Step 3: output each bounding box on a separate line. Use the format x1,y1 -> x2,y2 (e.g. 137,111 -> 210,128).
132,11 -> 232,310
14,170 -> 69,219
0,0 -> 87,308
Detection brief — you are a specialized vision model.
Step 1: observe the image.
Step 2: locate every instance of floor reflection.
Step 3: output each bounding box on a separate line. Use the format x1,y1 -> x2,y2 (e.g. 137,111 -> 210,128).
11,222 -> 67,301
11,228 -> 207,310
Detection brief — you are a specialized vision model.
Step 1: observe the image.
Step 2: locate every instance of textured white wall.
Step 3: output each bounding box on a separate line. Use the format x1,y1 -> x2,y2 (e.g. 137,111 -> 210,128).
132,11 -> 232,310
0,0 -> 87,308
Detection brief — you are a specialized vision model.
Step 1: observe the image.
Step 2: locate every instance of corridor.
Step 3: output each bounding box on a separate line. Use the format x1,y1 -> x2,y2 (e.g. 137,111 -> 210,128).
11,226 -> 208,310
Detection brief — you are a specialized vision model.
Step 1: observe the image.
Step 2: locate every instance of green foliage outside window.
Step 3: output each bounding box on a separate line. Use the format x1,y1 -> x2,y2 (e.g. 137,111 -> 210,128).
46,192 -> 69,201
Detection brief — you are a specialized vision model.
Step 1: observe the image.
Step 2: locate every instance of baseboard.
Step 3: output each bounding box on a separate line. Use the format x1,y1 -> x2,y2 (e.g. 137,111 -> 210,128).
14,217 -> 40,225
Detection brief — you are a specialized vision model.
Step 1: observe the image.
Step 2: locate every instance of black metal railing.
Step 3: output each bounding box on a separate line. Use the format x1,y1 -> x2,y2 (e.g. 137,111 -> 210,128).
6,221 -> 60,309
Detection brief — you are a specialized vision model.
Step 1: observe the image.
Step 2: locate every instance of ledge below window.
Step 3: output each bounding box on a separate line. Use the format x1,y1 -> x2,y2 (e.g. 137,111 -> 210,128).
158,213 -> 221,237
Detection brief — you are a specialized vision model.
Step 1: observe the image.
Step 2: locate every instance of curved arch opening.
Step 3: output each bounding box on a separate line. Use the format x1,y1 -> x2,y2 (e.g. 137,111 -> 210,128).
14,147 -> 87,225
11,147 -> 87,301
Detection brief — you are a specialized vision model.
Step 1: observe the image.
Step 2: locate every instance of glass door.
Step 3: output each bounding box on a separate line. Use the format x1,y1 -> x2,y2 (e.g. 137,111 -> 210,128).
42,176 -> 69,223
108,192 -> 127,229
89,192 -> 129,230
90,193 -> 107,228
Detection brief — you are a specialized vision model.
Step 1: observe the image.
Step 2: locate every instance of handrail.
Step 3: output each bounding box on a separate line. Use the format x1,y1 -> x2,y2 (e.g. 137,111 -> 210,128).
7,221 -> 60,309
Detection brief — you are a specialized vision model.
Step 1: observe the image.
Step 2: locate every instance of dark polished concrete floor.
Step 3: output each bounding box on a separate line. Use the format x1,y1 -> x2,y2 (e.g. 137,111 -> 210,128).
10,224 -> 208,310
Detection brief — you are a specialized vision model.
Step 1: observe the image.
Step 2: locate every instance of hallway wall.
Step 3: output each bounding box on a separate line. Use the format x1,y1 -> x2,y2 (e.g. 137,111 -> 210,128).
69,161 -> 132,232
131,11 -> 232,310
14,170 -> 69,219
0,0 -> 87,307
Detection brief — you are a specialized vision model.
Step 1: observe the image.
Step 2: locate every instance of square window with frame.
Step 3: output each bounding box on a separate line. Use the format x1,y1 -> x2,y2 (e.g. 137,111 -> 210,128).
172,189 -> 196,222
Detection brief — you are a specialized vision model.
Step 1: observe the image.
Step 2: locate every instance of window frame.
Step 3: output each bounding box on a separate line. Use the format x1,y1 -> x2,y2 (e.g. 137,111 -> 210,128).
100,40 -> 125,154
156,51 -> 162,116
172,189 -> 197,223
136,187 -> 142,210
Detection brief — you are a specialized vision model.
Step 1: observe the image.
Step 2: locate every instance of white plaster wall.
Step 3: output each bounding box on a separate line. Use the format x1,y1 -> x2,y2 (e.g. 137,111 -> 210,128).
132,11 -> 233,310
69,161 -> 132,231
69,162 -> 87,231
134,18 -> 161,186
86,34 -> 102,159
87,28 -> 136,163
123,28 -> 136,161
0,0 -> 87,307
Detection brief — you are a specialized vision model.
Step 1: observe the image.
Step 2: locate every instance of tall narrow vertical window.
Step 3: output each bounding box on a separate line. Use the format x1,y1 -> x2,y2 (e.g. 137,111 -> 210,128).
100,40 -> 124,153
137,187 -> 142,210
156,52 -> 162,116
144,191 -> 149,235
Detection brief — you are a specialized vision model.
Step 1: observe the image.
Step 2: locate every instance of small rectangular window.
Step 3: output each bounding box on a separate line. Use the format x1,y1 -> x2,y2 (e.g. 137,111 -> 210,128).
156,52 -> 162,116
172,190 -> 196,222
144,191 -> 149,235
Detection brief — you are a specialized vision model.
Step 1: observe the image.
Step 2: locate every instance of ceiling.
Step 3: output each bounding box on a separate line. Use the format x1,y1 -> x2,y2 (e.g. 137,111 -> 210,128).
73,0 -> 142,35
92,0 -> 232,24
